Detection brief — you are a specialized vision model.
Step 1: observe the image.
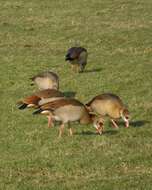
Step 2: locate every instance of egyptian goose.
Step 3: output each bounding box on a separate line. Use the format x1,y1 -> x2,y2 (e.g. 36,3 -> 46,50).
86,93 -> 129,131
30,71 -> 59,90
65,47 -> 88,72
17,89 -> 65,127
33,98 -> 103,137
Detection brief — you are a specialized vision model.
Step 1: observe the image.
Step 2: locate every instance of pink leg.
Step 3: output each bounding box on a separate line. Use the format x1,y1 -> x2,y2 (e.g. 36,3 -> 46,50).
125,120 -> 129,128
111,119 -> 119,128
69,128 -> 74,136
47,115 -> 53,128
58,123 -> 65,138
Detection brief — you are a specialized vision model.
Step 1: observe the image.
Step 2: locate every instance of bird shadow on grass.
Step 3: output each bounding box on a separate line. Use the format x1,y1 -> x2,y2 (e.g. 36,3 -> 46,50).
63,91 -> 76,98
76,130 -> 118,136
103,130 -> 119,135
130,120 -> 150,127
76,131 -> 97,136
118,120 -> 150,128
83,68 -> 102,73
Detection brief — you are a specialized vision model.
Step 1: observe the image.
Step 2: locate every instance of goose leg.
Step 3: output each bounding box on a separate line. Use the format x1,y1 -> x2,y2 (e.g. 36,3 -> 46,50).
79,63 -> 85,73
69,127 -> 73,136
47,115 -> 53,128
67,122 -> 73,136
71,64 -> 77,72
71,62 -> 79,72
58,123 -> 65,138
124,119 -> 129,128
111,119 -> 119,128
73,64 -> 79,72
71,64 -> 75,71
76,64 -> 80,73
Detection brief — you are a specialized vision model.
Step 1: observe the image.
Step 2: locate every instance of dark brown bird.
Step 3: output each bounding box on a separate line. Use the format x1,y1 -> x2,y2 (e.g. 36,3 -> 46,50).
65,47 -> 88,72
30,71 -> 59,90
33,98 -> 103,137
17,89 -> 65,127
86,93 -> 130,132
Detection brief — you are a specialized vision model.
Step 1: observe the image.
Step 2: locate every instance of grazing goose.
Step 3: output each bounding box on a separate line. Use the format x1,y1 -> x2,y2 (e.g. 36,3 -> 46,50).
65,47 -> 88,72
33,98 -> 104,137
17,89 -> 65,127
86,93 -> 129,130
30,71 -> 59,90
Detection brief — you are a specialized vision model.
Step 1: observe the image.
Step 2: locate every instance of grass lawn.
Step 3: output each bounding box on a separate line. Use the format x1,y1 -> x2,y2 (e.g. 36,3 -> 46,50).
0,0 -> 152,189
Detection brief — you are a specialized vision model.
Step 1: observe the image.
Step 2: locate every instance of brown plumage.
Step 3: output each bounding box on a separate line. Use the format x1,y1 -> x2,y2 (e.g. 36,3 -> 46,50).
30,71 -> 59,90
65,47 -> 88,72
33,98 -> 103,137
17,89 -> 65,127
86,93 -> 130,131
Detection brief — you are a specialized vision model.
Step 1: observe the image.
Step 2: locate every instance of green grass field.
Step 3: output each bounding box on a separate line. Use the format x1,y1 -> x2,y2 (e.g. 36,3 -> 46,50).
0,0 -> 152,189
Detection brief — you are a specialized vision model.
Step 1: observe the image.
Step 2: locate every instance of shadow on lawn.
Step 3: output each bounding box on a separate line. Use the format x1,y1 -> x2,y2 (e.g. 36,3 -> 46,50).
83,68 -> 102,73
76,130 -> 118,136
129,120 -> 150,127
103,130 -> 119,135
118,120 -> 150,128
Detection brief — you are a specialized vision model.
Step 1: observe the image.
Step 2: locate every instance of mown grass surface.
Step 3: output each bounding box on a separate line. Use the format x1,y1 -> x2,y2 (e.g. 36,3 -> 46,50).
0,0 -> 152,189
